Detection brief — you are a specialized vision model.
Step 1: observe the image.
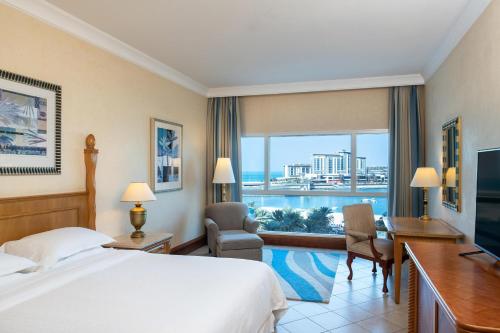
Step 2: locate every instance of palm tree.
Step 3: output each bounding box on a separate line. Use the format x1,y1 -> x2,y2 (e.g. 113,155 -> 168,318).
304,207 -> 334,234
260,208 -> 306,232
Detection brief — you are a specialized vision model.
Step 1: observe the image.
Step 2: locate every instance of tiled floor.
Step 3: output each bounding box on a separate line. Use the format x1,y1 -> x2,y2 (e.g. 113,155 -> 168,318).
190,246 -> 409,333
276,247 -> 409,333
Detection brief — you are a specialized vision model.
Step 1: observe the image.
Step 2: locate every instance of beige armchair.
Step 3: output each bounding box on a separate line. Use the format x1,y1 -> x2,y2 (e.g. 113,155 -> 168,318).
205,202 -> 263,261
343,204 -> 394,293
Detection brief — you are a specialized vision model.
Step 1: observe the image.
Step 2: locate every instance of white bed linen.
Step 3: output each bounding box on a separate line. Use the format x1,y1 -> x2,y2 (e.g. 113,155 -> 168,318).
0,249 -> 287,333
0,272 -> 36,289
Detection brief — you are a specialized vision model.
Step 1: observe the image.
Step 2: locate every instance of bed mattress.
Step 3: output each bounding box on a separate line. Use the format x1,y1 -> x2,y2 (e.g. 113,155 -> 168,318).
0,249 -> 287,333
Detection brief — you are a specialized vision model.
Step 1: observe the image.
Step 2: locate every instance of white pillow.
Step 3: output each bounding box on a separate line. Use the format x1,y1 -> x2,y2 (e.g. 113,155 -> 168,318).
2,227 -> 114,270
0,252 -> 38,276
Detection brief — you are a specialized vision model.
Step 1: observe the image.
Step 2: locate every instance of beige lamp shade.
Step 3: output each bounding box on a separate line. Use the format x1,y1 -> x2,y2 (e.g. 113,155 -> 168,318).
410,167 -> 441,188
121,182 -> 157,202
213,158 -> 235,184
445,167 -> 457,188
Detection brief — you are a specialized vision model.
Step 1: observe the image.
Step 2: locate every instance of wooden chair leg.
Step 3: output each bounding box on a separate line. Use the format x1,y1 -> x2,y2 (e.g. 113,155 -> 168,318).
381,261 -> 389,293
372,261 -> 377,273
388,263 -> 393,276
347,253 -> 354,280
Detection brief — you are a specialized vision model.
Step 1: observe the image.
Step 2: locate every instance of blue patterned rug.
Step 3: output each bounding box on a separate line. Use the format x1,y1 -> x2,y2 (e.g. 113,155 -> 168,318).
263,248 -> 340,303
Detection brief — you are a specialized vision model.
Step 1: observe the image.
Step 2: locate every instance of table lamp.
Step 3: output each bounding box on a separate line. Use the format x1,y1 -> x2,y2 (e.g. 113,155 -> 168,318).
213,157 -> 235,202
121,182 -> 157,238
410,167 -> 441,221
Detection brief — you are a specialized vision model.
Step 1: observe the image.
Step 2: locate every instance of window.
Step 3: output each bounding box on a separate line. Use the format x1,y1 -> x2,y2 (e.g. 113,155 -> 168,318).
269,135 -> 351,191
241,137 -> 265,190
356,133 -> 389,192
241,132 -> 389,236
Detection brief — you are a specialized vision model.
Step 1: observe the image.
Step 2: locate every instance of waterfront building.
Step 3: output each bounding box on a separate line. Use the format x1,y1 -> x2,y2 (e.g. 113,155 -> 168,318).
313,154 -> 335,175
312,150 -> 367,177
283,163 -> 312,178
356,156 -> 367,175
366,166 -> 389,183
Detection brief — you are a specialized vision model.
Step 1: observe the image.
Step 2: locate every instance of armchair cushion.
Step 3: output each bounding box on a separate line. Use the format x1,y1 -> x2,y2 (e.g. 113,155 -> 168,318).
349,238 -> 394,261
217,230 -> 264,251
343,204 -> 378,248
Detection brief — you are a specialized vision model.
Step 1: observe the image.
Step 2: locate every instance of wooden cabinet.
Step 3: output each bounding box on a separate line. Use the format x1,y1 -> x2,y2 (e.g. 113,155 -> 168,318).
406,242 -> 500,333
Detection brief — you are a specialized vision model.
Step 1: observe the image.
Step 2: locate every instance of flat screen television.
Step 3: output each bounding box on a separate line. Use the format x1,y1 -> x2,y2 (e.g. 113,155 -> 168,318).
475,148 -> 500,260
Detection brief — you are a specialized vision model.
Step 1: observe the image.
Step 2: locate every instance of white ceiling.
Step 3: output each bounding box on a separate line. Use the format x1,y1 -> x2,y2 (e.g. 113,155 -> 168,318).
4,0 -> 491,95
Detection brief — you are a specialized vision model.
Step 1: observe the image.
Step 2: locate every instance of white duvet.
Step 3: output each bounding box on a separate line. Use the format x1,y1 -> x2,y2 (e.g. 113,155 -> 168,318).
0,250 -> 287,333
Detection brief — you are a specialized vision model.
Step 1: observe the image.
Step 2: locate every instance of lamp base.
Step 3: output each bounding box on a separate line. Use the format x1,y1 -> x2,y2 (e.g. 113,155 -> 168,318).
221,183 -> 227,202
419,187 -> 432,221
419,215 -> 432,221
129,203 -> 147,238
131,230 -> 146,238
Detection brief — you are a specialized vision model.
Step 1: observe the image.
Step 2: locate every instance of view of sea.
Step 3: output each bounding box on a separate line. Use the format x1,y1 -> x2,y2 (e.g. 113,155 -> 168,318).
242,171 -> 388,216
242,171 -> 283,181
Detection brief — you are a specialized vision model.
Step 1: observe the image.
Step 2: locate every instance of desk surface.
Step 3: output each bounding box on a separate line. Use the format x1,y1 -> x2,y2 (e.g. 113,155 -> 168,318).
406,242 -> 500,332
386,217 -> 464,239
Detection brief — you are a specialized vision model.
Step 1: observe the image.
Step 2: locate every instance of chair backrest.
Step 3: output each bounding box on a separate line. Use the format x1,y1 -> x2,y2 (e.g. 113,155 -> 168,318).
342,204 -> 377,248
205,202 -> 248,231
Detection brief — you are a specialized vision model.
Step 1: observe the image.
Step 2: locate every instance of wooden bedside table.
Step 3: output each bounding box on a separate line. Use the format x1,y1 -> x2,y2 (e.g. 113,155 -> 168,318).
103,232 -> 173,254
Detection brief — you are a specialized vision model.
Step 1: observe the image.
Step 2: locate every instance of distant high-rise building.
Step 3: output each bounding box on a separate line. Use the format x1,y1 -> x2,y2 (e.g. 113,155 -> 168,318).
283,150 -> 368,179
313,150 -> 351,175
356,157 -> 367,175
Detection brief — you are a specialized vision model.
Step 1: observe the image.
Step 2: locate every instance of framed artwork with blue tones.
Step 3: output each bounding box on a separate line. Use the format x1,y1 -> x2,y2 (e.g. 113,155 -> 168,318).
150,118 -> 183,192
0,69 -> 61,175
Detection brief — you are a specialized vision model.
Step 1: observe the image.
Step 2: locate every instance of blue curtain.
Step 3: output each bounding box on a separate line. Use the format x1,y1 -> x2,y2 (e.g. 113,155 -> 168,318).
388,86 -> 425,217
206,97 -> 242,204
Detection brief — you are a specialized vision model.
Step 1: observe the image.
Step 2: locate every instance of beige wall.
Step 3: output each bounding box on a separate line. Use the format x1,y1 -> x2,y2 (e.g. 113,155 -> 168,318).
0,4 -> 207,246
240,88 -> 389,135
426,1 -> 500,242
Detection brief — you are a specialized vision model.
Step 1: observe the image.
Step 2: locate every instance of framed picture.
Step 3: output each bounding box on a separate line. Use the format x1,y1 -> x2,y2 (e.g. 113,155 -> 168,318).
150,118 -> 183,192
0,69 -> 61,175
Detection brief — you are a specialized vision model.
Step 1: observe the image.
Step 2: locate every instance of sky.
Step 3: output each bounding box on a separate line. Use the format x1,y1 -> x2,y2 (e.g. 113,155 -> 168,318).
242,134 -> 388,172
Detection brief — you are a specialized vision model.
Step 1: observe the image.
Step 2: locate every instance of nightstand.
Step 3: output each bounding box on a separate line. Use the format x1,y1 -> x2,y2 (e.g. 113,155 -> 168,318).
103,232 -> 173,254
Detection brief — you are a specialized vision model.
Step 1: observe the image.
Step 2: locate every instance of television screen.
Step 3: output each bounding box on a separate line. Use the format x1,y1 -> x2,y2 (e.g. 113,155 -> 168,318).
475,148 -> 500,260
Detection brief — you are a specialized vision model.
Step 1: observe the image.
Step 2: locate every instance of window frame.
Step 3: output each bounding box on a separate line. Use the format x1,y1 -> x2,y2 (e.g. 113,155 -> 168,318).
242,130 -> 388,198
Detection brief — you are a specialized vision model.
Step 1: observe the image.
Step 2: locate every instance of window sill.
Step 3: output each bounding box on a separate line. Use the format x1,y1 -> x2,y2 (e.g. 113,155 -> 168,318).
258,231 -> 346,250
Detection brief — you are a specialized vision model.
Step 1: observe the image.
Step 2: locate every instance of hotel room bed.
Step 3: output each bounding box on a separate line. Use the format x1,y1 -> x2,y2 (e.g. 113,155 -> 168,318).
0,248 -> 287,333
0,135 -> 287,332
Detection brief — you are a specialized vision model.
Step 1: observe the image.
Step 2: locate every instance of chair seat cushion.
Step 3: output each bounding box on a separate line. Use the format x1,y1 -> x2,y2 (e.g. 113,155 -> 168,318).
217,230 -> 264,251
350,238 -> 394,260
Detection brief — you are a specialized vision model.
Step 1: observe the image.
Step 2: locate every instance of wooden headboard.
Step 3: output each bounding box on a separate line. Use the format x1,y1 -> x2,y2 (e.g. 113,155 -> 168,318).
0,135 -> 98,244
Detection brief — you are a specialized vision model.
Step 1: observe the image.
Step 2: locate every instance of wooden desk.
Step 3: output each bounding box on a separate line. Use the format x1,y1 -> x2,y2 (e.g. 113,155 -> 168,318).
386,217 -> 464,304
406,242 -> 500,333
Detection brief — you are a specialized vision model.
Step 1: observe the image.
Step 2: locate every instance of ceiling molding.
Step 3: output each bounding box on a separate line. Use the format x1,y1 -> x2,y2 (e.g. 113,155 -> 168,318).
0,0 -> 209,96
2,0 -> 486,97
207,74 -> 425,97
422,0 -> 491,81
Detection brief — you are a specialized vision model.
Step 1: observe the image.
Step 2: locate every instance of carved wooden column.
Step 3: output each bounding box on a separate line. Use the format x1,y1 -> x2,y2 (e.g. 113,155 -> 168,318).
408,258 -> 418,333
84,134 -> 98,230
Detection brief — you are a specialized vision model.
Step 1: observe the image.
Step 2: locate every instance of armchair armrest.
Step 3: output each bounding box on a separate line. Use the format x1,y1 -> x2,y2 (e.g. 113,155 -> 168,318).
244,216 -> 259,234
205,218 -> 219,255
204,218 -> 219,233
347,230 -> 383,260
345,230 -> 371,240
368,235 -> 383,259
